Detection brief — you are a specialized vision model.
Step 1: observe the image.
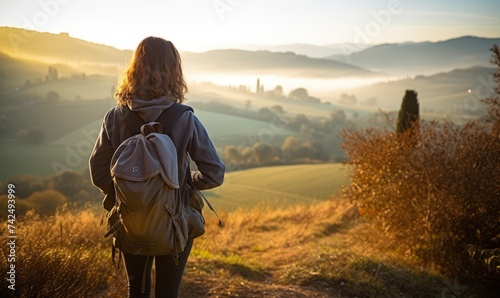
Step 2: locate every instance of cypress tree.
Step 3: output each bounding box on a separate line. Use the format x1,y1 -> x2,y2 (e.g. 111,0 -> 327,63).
397,90 -> 420,134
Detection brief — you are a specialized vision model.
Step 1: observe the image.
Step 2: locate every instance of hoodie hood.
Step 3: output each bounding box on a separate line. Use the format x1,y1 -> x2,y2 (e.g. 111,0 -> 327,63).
127,96 -> 176,122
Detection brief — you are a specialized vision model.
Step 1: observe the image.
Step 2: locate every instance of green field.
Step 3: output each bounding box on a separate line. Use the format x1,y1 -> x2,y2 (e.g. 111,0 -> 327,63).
203,163 -> 350,211
0,100 -> 296,180
194,109 -> 296,148
18,75 -> 117,101
0,100 -> 113,141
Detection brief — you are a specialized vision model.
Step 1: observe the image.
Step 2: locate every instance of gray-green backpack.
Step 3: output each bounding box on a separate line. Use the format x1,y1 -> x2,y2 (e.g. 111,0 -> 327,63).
104,104 -> 206,265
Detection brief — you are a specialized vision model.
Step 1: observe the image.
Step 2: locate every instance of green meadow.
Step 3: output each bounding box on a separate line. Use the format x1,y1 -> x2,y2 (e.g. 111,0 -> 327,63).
205,163 -> 350,211
0,98 -> 298,180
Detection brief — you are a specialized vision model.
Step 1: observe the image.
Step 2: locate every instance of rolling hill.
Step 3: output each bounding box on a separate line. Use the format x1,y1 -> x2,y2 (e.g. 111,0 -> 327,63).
183,49 -> 375,78
0,98 -> 297,180
0,51 -> 47,90
0,26 -> 132,67
343,66 -> 495,114
204,163 -> 350,211
329,36 -> 500,76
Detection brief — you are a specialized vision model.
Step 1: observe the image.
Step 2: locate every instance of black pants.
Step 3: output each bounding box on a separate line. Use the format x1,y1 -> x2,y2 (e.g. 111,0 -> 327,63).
122,239 -> 193,298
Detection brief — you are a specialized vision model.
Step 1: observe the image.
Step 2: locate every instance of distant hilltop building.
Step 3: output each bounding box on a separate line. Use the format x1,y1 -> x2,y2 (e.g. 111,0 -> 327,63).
256,78 -> 264,94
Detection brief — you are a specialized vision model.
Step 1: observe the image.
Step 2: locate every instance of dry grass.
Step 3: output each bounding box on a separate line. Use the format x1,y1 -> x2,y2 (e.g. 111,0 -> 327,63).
0,199 -> 475,298
0,206 -> 127,297
184,199 -> 464,298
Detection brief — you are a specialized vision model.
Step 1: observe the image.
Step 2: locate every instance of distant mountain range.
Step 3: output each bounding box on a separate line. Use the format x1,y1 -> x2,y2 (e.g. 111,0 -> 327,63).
240,43 -> 373,58
1,26 -> 498,99
182,49 -> 375,78
328,36 -> 500,76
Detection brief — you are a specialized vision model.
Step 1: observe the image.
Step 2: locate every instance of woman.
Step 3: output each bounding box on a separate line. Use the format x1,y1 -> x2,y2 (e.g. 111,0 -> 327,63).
89,36 -> 225,297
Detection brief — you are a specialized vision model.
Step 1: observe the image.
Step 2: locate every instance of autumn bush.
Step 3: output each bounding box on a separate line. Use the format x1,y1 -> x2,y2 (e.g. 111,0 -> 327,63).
1,170 -> 103,218
340,46 -> 500,294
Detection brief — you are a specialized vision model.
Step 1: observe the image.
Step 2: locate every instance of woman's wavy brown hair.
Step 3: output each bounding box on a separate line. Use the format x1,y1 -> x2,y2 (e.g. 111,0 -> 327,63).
114,37 -> 188,105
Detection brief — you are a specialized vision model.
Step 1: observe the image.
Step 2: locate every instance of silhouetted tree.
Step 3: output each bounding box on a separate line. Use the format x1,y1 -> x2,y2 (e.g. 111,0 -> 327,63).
289,88 -> 309,101
397,90 -> 420,134
272,85 -> 283,97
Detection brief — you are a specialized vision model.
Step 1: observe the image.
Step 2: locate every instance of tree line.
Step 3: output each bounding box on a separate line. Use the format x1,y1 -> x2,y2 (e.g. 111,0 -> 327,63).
0,169 -> 102,217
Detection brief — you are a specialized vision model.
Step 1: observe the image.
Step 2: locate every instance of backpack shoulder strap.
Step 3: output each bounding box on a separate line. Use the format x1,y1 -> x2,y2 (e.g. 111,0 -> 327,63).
156,103 -> 193,135
124,106 -> 145,136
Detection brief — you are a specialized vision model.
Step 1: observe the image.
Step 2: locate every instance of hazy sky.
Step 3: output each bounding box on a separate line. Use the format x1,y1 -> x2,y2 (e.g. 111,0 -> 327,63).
1,0 -> 499,52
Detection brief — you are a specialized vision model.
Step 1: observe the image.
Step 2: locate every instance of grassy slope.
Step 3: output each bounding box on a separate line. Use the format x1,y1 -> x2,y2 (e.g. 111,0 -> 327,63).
206,163 -> 350,211
0,101 -> 114,179
189,83 -> 344,118
343,66 -> 495,114
0,27 -> 131,67
183,199 -> 464,298
0,52 -> 46,88
194,109 -> 297,148
17,75 -> 117,100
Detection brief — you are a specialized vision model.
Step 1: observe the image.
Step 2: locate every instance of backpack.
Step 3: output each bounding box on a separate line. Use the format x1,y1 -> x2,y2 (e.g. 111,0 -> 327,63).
103,104 -> 207,265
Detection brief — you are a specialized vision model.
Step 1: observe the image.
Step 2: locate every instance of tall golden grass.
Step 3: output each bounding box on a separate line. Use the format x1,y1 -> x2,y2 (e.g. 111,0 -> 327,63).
0,206 -> 126,297
0,198 -> 476,297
